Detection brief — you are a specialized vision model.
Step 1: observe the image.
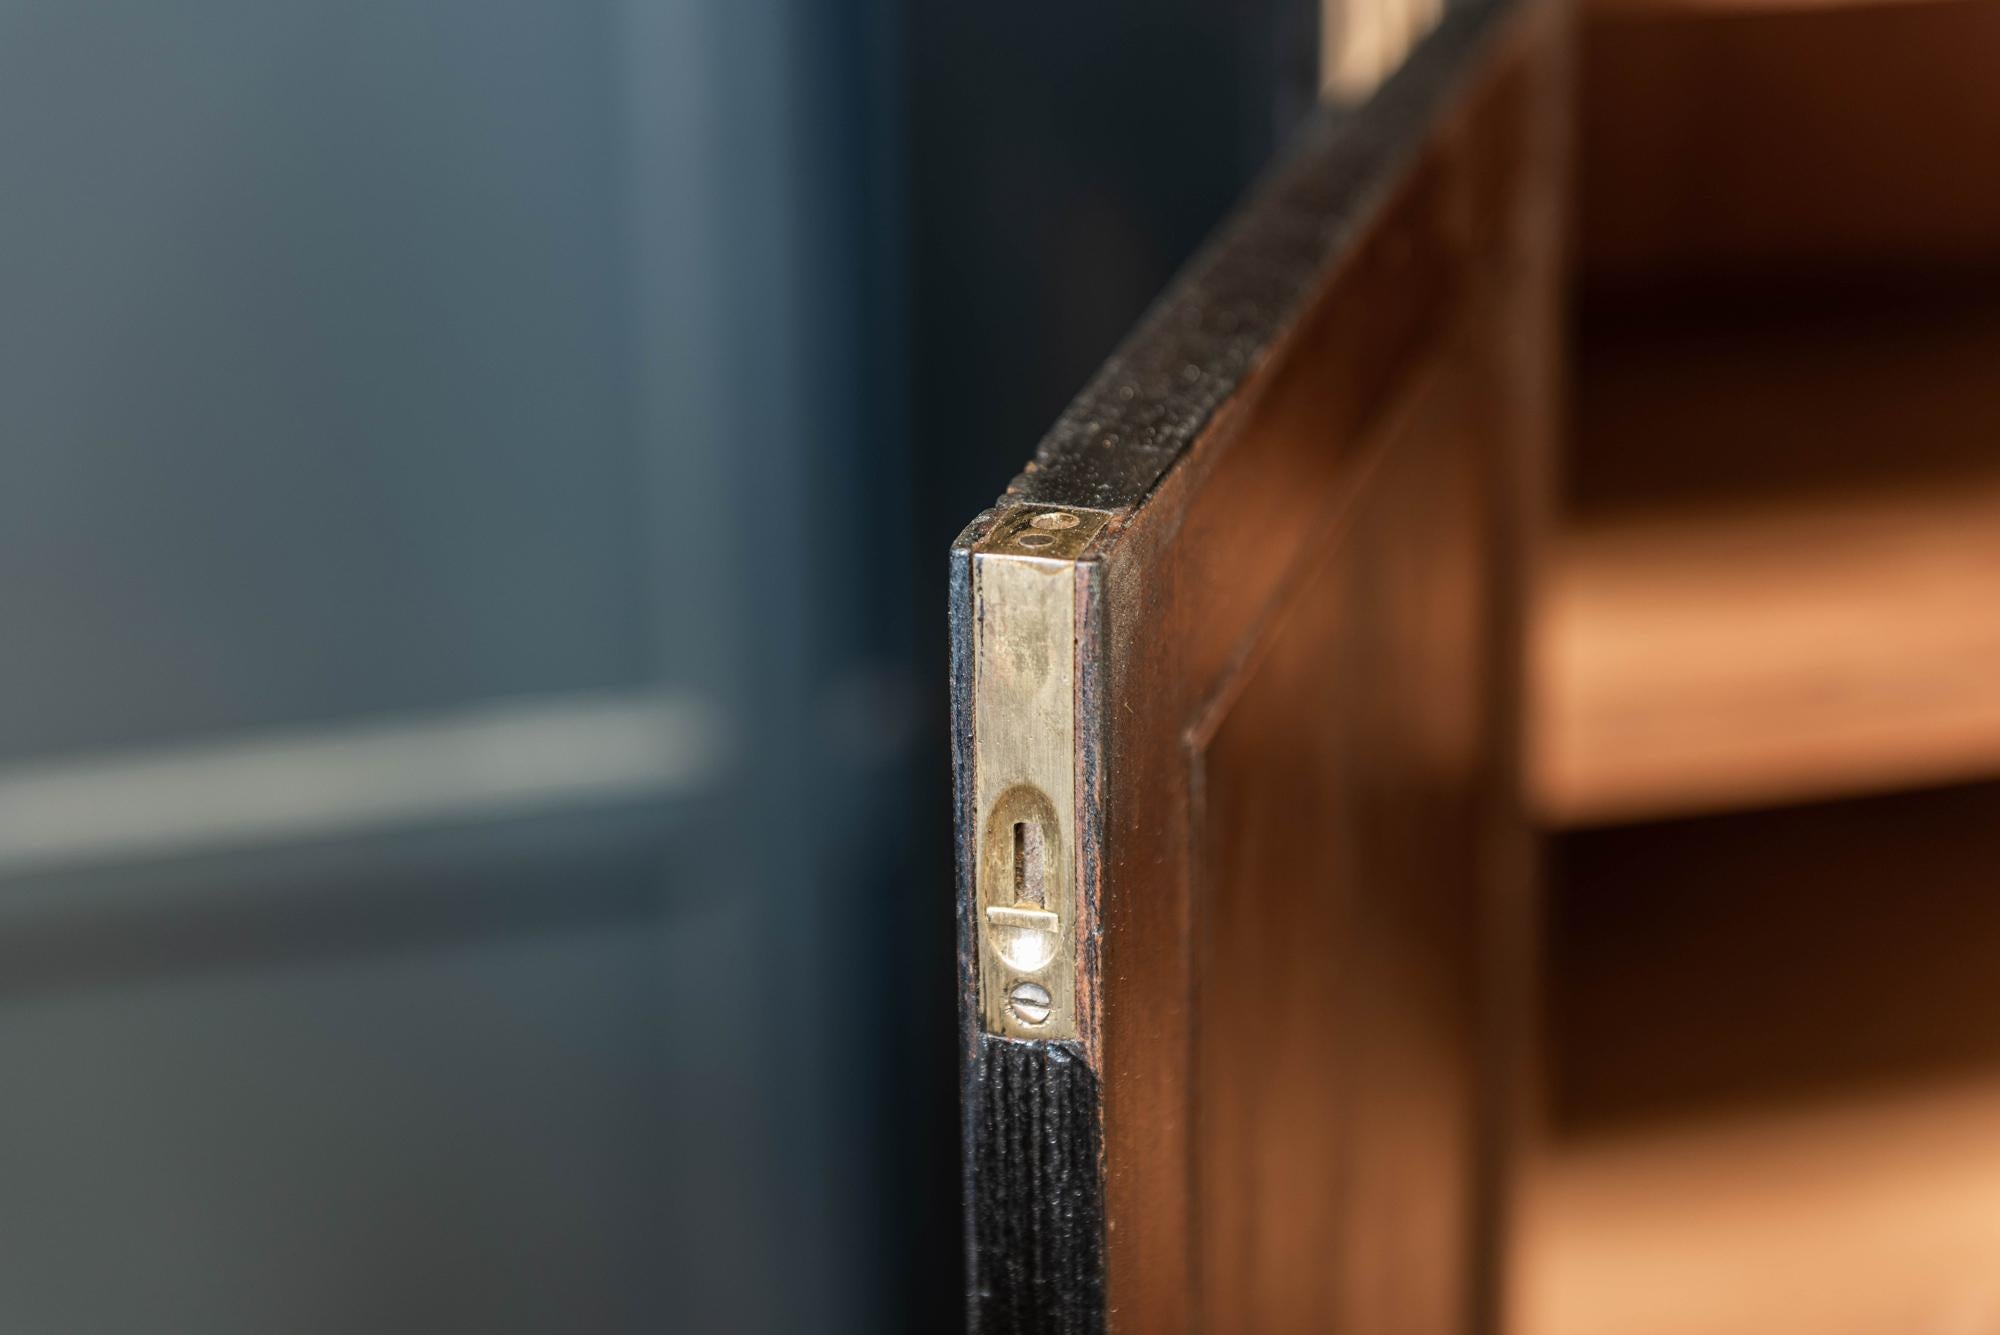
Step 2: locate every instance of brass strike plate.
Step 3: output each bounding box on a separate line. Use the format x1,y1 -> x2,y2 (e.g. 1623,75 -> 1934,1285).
971,505 -> 1111,1041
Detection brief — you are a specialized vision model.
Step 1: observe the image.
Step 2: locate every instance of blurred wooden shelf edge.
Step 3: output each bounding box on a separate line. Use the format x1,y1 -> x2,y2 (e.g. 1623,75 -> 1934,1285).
1518,783 -> 2000,1335
1549,0 -> 2000,841
1518,1073 -> 2000,1335
1531,298 -> 2000,826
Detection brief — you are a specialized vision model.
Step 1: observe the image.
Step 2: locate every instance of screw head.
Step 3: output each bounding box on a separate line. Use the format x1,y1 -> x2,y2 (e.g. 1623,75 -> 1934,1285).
1006,980 -> 1053,1026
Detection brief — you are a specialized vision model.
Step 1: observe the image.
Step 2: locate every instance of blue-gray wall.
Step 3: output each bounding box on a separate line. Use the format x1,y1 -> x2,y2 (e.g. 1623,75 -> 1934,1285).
0,1 -> 1301,1330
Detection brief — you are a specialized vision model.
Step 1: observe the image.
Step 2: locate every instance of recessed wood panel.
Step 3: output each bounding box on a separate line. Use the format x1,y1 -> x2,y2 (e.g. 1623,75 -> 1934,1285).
1195,354 -> 1488,1334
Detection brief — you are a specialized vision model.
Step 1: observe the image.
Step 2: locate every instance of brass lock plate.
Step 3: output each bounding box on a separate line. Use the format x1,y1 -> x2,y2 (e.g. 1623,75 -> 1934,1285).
970,506 -> 1109,1041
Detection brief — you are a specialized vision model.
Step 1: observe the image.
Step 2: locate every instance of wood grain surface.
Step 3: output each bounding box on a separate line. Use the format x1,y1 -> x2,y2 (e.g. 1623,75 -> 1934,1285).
953,0 -> 1563,1327
1523,783 -> 2000,1335
1078,10 -> 1554,1329
967,1037 -> 1106,1333
1576,0 -> 2000,299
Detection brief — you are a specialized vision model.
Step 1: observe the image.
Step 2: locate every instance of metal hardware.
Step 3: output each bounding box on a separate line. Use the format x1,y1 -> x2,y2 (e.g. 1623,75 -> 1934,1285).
1006,980 -> 1054,1027
970,505 -> 1110,1041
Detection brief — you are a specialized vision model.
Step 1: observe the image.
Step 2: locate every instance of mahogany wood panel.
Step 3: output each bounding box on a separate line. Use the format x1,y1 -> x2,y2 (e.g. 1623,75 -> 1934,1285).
1094,61 -> 1558,1335
1093,25 -> 1557,1332
954,0 -> 1563,1326
1192,329 -> 1490,1334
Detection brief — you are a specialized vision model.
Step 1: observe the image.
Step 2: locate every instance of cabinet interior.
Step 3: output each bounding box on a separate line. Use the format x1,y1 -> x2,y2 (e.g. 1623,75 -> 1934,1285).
1523,1 -> 2000,1328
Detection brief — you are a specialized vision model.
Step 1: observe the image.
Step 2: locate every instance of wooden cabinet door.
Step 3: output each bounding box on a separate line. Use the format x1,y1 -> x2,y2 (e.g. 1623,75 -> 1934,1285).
950,1 -> 1564,1329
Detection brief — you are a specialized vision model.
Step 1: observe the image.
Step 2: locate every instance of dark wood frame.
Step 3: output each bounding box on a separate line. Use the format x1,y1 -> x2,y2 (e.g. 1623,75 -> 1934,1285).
951,0 -> 1563,1326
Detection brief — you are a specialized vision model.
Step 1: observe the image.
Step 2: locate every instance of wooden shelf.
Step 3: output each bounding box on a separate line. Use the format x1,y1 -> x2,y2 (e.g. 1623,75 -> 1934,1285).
1533,299 -> 2000,825
1522,787 -> 2000,1335
1519,1075 -> 2000,1335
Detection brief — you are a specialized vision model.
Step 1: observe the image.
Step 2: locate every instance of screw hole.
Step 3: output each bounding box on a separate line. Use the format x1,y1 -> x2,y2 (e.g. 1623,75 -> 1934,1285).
1016,532 -> 1054,548
1030,512 -> 1081,531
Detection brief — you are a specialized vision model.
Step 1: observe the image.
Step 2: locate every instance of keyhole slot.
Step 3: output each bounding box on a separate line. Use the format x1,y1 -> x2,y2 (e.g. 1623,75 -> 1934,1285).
984,785 -> 1062,975
1012,820 -> 1047,908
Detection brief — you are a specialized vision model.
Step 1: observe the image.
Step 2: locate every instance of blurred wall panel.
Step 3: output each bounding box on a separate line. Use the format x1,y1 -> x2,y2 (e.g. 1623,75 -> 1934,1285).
0,0 -> 1326,1328
0,2 -> 648,752
0,1 -> 910,1331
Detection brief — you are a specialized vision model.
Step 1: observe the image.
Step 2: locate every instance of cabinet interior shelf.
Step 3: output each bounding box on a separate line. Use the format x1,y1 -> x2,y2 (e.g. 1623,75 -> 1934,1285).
1533,295 -> 2000,826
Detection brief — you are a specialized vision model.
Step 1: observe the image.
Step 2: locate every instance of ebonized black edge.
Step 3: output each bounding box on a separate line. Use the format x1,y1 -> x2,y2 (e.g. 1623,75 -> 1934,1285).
967,1036 -> 1107,1335
949,541 -> 985,1328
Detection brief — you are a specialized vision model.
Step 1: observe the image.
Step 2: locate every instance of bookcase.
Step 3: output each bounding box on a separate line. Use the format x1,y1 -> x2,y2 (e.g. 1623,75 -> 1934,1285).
1523,1 -> 2000,1327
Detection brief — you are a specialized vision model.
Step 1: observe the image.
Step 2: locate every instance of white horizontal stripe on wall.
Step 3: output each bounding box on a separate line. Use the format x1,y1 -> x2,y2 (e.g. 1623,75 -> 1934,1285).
0,691 -> 726,878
